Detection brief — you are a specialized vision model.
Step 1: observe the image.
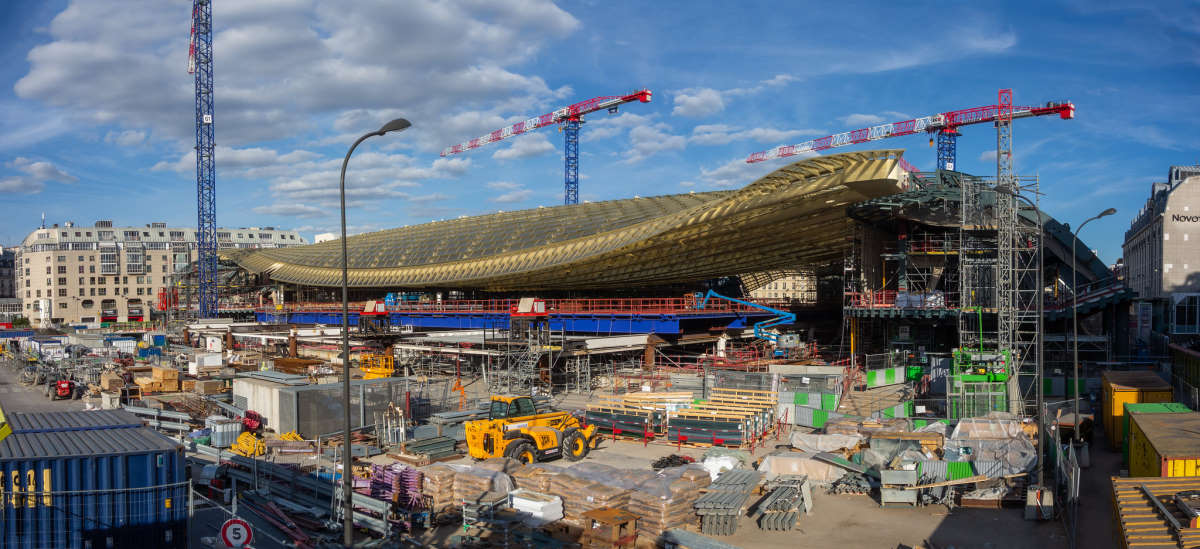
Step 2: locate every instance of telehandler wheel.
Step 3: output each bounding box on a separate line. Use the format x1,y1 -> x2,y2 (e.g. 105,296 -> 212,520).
504,440 -> 537,464
563,430 -> 589,461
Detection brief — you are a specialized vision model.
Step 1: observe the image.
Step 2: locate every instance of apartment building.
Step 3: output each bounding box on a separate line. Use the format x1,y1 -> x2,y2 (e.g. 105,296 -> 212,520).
1122,165 -> 1200,334
15,220 -> 306,327
748,273 -> 817,302
0,247 -> 14,298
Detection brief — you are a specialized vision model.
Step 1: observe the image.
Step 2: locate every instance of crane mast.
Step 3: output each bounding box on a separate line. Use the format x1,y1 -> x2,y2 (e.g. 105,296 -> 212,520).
441,89 -> 652,205
189,0 -> 217,318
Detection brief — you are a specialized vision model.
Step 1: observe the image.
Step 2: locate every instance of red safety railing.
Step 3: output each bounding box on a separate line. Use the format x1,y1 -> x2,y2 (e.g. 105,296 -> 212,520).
256,296 -> 769,315
845,290 -> 897,308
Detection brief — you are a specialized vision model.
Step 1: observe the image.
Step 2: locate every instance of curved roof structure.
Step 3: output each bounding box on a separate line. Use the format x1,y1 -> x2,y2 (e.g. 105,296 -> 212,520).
230,149 -> 913,290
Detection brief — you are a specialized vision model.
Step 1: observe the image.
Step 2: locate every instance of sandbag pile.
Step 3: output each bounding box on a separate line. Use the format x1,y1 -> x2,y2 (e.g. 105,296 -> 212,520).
453,466 -> 513,505
510,463 -> 563,492
420,465 -> 457,512
628,466 -> 711,539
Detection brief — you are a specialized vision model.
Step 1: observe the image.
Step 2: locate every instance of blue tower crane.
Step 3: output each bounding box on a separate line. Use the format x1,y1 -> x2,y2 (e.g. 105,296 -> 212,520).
188,0 -> 217,318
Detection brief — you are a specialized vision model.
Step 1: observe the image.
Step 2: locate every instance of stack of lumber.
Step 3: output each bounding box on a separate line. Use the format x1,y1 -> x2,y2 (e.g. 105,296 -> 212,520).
152,366 -> 180,392
668,388 -> 778,447
100,371 -> 125,391
420,465 -> 457,512
585,392 -> 692,436
193,379 -> 225,395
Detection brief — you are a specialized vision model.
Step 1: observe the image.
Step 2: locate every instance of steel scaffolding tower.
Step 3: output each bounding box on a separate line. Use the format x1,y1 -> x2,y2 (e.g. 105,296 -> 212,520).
189,0 -> 218,318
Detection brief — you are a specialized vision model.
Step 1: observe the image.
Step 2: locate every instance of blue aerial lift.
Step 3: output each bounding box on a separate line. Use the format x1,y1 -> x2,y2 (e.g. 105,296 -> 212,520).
695,291 -> 797,355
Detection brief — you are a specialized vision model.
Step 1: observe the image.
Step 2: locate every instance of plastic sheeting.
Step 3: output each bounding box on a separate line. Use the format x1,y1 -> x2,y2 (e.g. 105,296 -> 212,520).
756,453 -> 844,484
789,433 -> 864,454
944,417 -> 1037,476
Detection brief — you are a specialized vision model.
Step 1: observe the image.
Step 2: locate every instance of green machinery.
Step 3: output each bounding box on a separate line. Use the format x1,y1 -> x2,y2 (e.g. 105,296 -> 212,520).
947,348 -> 1012,418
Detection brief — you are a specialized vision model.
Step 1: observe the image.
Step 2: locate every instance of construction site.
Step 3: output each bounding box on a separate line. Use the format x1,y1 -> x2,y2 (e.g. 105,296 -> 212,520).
3,3 -> 1193,549
7,82 -> 1168,549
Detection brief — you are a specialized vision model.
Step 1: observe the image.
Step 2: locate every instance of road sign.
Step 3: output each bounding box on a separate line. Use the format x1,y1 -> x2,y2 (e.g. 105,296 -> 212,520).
221,518 -> 253,548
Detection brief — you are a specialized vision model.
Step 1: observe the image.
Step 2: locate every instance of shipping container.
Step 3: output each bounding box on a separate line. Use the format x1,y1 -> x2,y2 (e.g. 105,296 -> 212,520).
1129,411 -> 1200,478
1102,370 -> 1173,449
1122,402 -> 1191,466
0,409 -> 187,548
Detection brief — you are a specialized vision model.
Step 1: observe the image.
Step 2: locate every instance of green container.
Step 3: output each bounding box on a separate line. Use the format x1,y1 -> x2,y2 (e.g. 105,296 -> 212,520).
947,461 -> 974,480
821,393 -> 839,411
794,392 -> 808,405
1122,402 -> 1191,466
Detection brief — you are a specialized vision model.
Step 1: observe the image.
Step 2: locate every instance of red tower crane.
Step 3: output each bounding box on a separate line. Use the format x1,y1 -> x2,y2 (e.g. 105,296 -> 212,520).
441,89 -> 652,205
746,91 -> 1074,170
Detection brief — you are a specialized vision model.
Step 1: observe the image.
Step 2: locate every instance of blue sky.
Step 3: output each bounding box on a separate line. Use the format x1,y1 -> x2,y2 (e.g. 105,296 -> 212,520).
0,0 -> 1196,264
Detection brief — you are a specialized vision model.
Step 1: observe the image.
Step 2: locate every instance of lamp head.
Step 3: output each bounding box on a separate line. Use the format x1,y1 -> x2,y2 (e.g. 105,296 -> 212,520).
1099,207 -> 1117,218
377,118 -> 411,135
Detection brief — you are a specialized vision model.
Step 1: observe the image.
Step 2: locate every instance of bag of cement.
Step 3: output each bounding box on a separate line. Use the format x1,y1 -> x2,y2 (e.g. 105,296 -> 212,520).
511,463 -> 563,491
450,465 -> 514,502
561,462 -> 619,481
476,457 -> 523,475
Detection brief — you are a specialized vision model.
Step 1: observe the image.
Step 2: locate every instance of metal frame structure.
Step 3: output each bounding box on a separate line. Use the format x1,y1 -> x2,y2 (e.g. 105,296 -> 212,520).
189,0 -> 217,318
232,150 -> 910,290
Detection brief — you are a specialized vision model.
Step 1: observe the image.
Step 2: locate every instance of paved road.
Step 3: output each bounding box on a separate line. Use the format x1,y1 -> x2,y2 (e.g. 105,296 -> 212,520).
0,358 -> 88,413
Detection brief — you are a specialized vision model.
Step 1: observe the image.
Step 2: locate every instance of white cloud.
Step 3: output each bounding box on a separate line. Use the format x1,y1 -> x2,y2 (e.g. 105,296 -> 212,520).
672,74 -> 801,119
979,149 -> 998,162
584,113 -> 655,141
10,157 -> 77,184
690,125 -> 823,146
0,157 -> 77,194
252,203 -> 327,218
840,113 -> 885,126
486,181 -> 522,191
492,133 -> 556,160
493,188 -> 533,203
0,177 -> 42,194
671,88 -> 725,118
12,0 -> 580,152
699,153 -> 818,188
104,129 -> 145,147
625,124 -> 686,163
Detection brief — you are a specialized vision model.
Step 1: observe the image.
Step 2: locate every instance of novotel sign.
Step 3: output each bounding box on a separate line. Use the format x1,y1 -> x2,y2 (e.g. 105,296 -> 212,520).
1172,214 -> 1200,222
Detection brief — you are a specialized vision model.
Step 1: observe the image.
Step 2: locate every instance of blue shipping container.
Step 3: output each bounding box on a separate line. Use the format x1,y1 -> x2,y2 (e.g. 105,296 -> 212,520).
0,409 -> 187,549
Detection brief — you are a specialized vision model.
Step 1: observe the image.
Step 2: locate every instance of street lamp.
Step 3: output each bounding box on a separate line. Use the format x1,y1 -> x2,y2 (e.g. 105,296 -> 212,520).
995,183 -> 1046,488
339,118 -> 410,546
1071,207 -> 1116,445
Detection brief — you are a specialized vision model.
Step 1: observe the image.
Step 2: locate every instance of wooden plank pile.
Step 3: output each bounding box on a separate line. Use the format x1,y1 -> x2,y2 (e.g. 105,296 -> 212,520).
585,392 -> 692,439
667,388 -> 778,448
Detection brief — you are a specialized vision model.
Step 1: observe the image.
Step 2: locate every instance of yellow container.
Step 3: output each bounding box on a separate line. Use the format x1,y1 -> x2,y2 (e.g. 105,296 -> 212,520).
1129,411 -> 1200,477
1102,370 -> 1173,449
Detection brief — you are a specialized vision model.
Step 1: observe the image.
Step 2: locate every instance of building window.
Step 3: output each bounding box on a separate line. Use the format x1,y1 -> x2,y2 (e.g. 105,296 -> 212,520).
78,266 -> 83,273
98,277 -> 105,284
57,266 -> 66,274
97,288 -> 105,296
59,302 -> 67,309
89,265 -> 95,273
57,277 -> 66,285
35,290 -> 40,297
77,255 -> 83,261
56,255 -> 65,262
78,288 -> 84,296
90,288 -> 95,296
45,266 -> 50,274
58,289 -> 66,297
81,300 -> 93,308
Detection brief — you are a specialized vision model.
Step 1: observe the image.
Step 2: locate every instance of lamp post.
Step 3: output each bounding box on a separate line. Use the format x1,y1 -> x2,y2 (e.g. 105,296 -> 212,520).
339,118 -> 410,546
1071,208 -> 1116,445
996,183 -> 1046,488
